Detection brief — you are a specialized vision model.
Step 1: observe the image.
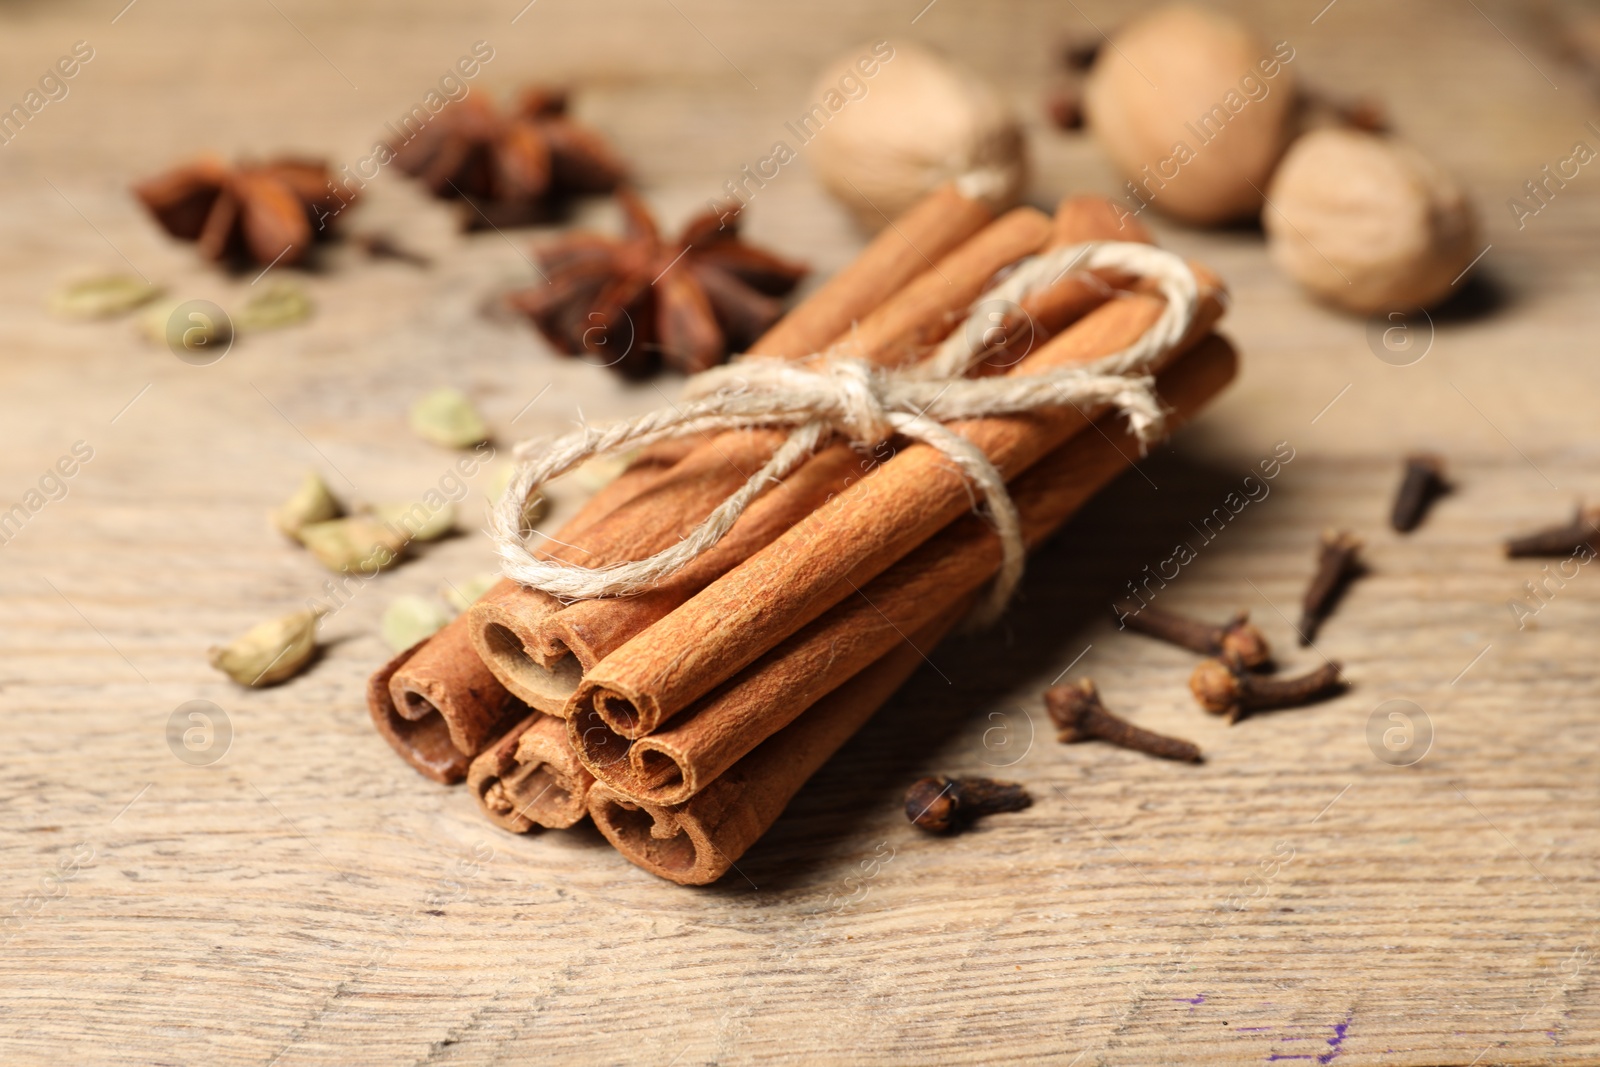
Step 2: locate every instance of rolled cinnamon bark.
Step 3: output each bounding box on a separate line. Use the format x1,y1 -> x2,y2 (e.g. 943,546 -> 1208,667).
586,611 -> 961,886
832,206 -> 1052,367
368,440 -> 692,780
574,334 -> 1238,805
533,442 -> 866,676
1053,193 -> 1154,246
467,712 -> 596,831
972,195 -> 1157,375
368,641 -> 480,784
591,337 -> 1237,884
471,202 -> 1063,713
467,438 -> 702,713
748,182 -> 995,358
575,270 -> 1229,739
388,611 -> 522,761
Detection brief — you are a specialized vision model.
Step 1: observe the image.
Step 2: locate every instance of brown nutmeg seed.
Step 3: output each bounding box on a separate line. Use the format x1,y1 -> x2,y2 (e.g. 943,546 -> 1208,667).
807,43 -> 1027,231
1083,3 -> 1299,225
1263,128 -> 1480,314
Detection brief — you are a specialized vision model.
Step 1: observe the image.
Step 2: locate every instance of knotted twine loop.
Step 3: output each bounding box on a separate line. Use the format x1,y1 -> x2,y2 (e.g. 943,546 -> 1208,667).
490,241 -> 1201,621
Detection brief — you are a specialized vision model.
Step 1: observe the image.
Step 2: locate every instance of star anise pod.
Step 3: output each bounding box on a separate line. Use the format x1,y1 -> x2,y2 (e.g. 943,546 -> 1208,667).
508,189 -> 808,377
390,87 -> 627,230
132,154 -> 351,268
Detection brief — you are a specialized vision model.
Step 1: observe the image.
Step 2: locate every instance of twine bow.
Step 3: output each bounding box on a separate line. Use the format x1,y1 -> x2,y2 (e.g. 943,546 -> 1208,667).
490,241 -> 1201,620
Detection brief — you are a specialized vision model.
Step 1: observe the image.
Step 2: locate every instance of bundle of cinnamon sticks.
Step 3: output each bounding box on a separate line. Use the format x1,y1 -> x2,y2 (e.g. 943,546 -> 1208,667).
367,184 -> 1238,884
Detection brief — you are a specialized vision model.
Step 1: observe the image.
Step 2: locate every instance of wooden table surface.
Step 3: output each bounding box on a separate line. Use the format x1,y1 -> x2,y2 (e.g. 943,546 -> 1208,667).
2,0 -> 1597,1063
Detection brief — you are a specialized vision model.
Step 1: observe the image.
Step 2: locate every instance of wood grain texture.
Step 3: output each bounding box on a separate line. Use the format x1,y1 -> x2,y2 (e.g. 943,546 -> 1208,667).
1,1 -> 1597,1064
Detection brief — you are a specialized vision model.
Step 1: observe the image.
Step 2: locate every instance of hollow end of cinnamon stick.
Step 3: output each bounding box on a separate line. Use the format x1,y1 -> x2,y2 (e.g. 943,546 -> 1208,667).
469,712 -> 596,831
468,585 -> 585,716
367,644 -> 475,784
467,715 -> 546,833
575,681 -> 656,739
389,614 -> 520,757
588,786 -> 714,884
568,703 -> 699,806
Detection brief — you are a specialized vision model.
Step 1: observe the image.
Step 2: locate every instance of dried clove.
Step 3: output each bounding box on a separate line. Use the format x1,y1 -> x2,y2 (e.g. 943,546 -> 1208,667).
1062,36 -> 1102,71
1298,530 -> 1362,645
1390,452 -> 1448,533
1045,679 -> 1202,762
1116,603 -> 1271,669
1189,656 -> 1345,724
1046,84 -> 1084,130
1505,504 -> 1600,558
904,775 -> 1032,834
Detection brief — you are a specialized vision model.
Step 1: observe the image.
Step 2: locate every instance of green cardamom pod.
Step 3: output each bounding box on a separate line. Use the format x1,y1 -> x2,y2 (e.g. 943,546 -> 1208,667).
381,594 -> 455,652
273,471 -> 342,538
370,501 -> 455,543
410,387 -> 489,449
237,280 -> 313,332
48,273 -> 164,320
441,573 -> 498,612
297,516 -> 409,574
207,607 -> 322,686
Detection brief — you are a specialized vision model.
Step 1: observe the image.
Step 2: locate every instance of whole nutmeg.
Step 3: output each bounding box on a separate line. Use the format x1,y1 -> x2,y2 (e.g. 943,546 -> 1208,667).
1084,3 -> 1298,225
806,42 -> 1026,231
1263,128 -> 1480,314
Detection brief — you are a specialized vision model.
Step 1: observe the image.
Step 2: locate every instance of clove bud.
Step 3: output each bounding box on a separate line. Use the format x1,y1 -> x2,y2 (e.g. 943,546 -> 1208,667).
1505,504 -> 1600,558
1117,603 -> 1271,669
904,775 -> 1032,834
1298,530 -> 1362,645
1390,453 -> 1448,533
1046,679 -> 1202,762
1189,656 -> 1345,724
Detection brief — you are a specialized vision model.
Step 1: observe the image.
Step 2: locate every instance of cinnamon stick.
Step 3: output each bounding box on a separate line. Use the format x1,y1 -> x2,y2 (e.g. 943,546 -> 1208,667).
1052,193 -> 1154,246
572,334 -> 1238,805
972,194 -> 1155,375
368,440 -> 692,780
747,182 -> 995,359
574,267 -> 1229,739
586,611 -> 961,886
467,712 -> 596,831
471,202 -> 1067,712
466,438 -> 705,713
368,615 -> 525,784
832,206 -> 1053,367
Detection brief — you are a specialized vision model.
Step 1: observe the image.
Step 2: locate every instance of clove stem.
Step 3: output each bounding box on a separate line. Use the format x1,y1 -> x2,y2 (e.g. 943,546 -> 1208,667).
1117,603 -> 1271,669
905,775 -> 1032,834
1505,505 -> 1600,558
1390,453 -> 1447,533
1190,657 -> 1345,725
1298,530 -> 1362,645
1046,679 -> 1202,762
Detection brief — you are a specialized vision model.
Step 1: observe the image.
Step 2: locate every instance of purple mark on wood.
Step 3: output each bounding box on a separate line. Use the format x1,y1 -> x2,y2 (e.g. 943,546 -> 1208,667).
1316,1017 -> 1353,1065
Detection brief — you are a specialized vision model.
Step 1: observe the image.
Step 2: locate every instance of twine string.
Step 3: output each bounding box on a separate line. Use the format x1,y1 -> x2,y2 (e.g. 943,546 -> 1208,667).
489,241 -> 1201,618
